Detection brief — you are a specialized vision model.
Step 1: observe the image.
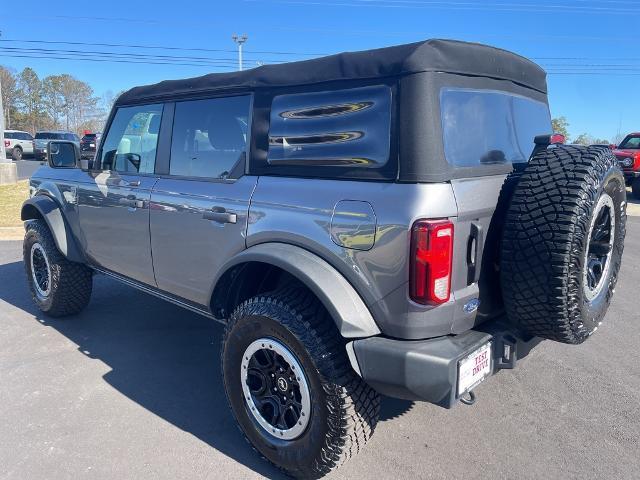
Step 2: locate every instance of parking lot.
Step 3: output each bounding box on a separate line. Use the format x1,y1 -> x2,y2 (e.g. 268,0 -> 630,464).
0,217 -> 638,480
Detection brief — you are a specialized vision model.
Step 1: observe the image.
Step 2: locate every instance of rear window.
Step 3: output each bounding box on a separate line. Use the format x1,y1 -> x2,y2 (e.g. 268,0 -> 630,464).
440,88 -> 551,167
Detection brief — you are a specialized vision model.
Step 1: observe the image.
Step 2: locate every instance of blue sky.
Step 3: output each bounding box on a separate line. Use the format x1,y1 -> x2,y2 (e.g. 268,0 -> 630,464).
1,0 -> 638,141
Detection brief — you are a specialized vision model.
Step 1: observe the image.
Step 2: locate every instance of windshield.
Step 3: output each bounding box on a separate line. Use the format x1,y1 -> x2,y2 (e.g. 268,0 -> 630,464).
618,135 -> 640,149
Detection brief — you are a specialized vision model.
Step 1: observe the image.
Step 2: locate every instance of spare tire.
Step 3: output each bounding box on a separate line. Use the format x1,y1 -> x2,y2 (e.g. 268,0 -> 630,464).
501,145 -> 626,344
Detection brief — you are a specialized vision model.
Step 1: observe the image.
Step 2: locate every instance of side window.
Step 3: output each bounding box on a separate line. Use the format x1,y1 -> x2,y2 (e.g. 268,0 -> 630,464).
169,95 -> 250,179
267,85 -> 391,169
5,132 -> 16,139
21,132 -> 34,141
100,104 -> 163,174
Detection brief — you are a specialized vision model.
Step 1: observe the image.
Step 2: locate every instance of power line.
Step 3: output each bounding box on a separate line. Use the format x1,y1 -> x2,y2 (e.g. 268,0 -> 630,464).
0,38 -> 326,57
247,0 -> 640,14
0,46 -> 289,65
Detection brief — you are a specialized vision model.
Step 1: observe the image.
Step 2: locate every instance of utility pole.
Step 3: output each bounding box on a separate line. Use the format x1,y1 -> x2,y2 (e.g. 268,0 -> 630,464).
232,34 -> 248,71
0,30 -> 6,163
0,27 -> 18,184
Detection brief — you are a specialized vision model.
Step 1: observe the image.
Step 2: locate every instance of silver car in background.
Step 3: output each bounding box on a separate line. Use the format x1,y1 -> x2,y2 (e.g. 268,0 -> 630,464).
34,131 -> 80,160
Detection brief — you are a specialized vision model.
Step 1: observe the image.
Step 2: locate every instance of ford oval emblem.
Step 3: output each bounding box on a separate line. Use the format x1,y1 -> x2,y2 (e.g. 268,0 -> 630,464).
463,298 -> 480,313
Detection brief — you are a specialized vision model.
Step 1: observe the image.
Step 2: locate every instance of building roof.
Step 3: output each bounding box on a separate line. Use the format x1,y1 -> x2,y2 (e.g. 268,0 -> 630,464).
116,39 -> 547,105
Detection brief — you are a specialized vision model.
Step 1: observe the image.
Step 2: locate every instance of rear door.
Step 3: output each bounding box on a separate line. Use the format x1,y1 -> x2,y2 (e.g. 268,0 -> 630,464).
149,95 -> 256,306
76,103 -> 164,285
440,88 -> 552,328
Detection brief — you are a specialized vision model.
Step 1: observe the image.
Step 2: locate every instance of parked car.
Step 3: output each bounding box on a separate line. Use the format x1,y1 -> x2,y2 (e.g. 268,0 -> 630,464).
21,39 -> 627,478
34,131 -> 80,161
612,132 -> 640,198
80,132 -> 101,160
3,129 -> 34,160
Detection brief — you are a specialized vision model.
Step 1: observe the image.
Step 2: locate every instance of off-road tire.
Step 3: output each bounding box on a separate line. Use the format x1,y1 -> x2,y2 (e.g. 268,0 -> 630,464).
632,178 -> 640,199
221,288 -> 380,478
23,219 -> 92,317
12,146 -> 23,161
501,145 -> 626,344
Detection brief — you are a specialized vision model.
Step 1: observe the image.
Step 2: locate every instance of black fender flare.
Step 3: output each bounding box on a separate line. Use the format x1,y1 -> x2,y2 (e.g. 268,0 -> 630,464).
212,243 -> 381,338
21,196 -> 84,263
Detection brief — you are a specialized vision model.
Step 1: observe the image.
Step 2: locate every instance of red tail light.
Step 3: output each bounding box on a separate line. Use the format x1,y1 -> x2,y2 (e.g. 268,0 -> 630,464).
410,219 -> 454,305
3,140 -> 9,148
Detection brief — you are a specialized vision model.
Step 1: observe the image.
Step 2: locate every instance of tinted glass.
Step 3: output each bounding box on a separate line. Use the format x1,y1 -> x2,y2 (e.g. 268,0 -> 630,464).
20,132 -> 34,140
4,132 -> 16,139
35,132 -> 66,140
64,133 -> 79,142
170,95 -> 250,179
618,136 -> 640,149
268,85 -> 391,168
441,88 -> 551,167
100,104 -> 163,174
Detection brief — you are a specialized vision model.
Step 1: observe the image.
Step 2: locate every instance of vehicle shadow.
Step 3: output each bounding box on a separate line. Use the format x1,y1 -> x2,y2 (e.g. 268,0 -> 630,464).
0,257 -> 412,476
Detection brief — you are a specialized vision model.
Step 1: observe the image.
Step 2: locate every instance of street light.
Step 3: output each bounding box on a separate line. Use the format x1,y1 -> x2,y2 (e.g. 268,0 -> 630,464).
232,34 -> 248,71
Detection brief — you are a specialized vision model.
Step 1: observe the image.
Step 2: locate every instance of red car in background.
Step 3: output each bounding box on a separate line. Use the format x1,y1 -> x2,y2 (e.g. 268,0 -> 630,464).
613,133 -> 640,199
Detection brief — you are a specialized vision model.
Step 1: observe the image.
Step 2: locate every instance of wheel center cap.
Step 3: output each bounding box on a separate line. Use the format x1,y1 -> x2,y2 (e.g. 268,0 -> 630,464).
276,376 -> 289,392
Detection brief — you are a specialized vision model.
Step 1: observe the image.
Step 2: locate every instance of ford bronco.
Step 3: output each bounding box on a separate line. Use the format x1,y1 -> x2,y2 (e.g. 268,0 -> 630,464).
21,39 -> 626,478
613,132 -> 640,198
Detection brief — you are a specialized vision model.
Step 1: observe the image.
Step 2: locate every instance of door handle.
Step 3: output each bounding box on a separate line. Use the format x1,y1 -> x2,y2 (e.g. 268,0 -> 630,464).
127,180 -> 141,187
119,195 -> 145,209
203,207 -> 237,224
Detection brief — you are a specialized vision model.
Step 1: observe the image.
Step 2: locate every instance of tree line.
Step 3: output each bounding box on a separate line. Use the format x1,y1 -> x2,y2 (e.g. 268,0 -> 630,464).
551,116 -> 626,146
1,65 -> 118,136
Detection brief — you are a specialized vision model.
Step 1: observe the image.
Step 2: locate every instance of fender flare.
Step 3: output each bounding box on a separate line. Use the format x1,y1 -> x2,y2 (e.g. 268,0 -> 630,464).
214,243 -> 381,338
21,196 -> 84,263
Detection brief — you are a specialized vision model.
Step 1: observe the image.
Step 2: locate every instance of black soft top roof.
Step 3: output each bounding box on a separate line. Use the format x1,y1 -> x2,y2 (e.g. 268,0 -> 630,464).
117,39 -> 547,105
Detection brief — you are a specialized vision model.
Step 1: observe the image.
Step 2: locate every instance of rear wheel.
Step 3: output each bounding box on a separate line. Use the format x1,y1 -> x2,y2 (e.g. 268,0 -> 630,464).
12,146 -> 22,161
632,177 -> 640,199
501,145 -> 626,344
23,220 -> 93,317
221,288 -> 379,478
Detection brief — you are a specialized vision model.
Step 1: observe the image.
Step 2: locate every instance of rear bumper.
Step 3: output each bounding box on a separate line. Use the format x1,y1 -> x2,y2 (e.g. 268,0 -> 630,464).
623,170 -> 639,182
351,318 -> 541,408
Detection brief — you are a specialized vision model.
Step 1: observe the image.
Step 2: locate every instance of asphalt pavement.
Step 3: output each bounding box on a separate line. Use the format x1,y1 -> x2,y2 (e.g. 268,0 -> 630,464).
1,218 -> 639,480
12,159 -> 44,180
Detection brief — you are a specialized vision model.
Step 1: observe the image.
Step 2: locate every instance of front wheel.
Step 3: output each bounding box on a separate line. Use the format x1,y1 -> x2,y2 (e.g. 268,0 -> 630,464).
221,288 -> 380,478
23,220 -> 93,317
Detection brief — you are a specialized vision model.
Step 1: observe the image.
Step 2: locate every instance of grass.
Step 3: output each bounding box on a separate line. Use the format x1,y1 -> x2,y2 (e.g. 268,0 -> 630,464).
0,180 -> 29,227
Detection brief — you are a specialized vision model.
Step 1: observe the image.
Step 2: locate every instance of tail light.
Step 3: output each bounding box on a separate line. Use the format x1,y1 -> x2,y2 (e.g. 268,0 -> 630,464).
410,219 -> 454,305
3,139 -> 9,148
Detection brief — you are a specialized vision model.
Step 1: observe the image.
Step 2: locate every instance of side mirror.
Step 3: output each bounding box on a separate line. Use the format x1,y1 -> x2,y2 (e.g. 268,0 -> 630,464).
48,141 -> 80,169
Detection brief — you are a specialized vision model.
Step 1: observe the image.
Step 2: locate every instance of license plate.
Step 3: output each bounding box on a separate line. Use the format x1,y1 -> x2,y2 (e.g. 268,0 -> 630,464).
457,342 -> 491,396
90,143 -> 95,147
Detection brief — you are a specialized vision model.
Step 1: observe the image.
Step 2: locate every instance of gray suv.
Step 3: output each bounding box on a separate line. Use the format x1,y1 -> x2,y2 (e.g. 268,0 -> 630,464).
34,131 -> 80,161
21,39 -> 627,478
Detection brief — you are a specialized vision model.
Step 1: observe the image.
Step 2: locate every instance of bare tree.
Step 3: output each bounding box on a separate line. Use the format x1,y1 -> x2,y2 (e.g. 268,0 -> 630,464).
17,67 -> 42,134
0,66 -> 18,129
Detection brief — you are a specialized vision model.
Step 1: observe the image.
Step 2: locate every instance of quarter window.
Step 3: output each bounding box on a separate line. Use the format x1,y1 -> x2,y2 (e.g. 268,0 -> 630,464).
440,88 -> 551,167
100,104 -> 163,174
169,96 -> 251,179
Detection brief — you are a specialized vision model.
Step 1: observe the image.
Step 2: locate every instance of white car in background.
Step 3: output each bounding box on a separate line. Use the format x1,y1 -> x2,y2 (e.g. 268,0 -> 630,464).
3,130 -> 35,160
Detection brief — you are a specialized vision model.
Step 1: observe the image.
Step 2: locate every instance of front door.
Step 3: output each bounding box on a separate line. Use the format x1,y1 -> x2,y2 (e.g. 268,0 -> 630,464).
149,95 -> 256,305
77,103 -> 164,286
